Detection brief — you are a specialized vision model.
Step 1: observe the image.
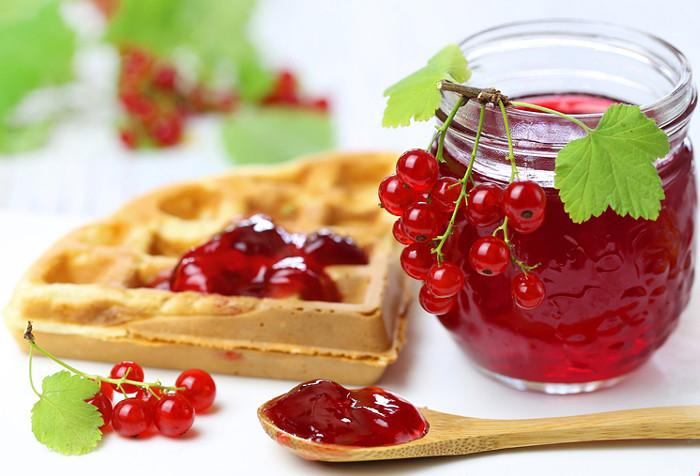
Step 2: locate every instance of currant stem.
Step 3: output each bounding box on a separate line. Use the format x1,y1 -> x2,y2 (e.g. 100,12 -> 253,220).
426,129 -> 440,152
492,217 -> 540,275
497,99 -> 519,182
439,80 -> 593,133
462,105 -> 486,190
26,336 -> 182,393
432,103 -> 487,265
493,217 -> 510,242
424,84 -> 547,278
438,81 -> 510,106
435,96 -> 466,163
510,101 -> 592,132
28,345 -> 41,398
30,340 -> 88,378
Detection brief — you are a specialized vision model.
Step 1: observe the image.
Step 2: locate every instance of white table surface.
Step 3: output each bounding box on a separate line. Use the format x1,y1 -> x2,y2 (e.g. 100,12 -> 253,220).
2,1 -> 700,474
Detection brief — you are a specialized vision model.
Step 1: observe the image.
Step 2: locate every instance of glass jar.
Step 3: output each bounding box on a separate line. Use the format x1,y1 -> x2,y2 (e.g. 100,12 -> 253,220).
436,20 -> 697,394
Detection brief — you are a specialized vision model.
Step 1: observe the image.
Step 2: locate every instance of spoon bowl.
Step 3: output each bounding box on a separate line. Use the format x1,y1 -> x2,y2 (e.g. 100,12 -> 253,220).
258,404 -> 700,462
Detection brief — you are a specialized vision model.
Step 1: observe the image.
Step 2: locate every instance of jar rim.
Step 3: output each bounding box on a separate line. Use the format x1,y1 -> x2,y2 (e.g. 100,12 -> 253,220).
453,18 -> 694,122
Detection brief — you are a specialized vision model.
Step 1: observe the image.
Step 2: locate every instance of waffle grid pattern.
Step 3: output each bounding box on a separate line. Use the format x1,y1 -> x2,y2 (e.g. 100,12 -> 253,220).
5,152 -> 409,384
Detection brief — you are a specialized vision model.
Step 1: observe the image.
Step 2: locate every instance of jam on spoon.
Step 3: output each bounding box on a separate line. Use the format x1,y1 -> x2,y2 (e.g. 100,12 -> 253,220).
260,379 -> 429,447
152,215 -> 368,302
259,381 -> 700,462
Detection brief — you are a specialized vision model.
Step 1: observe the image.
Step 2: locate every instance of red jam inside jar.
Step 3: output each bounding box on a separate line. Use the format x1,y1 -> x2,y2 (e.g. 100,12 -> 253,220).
515,93 -> 617,114
152,214 -> 368,302
438,92 -> 696,386
262,380 -> 428,447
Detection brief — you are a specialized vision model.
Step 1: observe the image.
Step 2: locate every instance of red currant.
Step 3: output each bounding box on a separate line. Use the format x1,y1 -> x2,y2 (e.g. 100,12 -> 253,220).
392,219 -> 414,245
426,263 -> 464,298
466,184 -> 504,226
110,361 -> 144,394
119,127 -> 138,149
503,181 -> 546,234
150,114 -> 183,147
400,243 -> 435,280
308,98 -> 330,112
512,273 -> 546,310
99,380 -> 114,401
87,392 -> 113,431
378,175 -> 417,216
175,369 -> 216,413
469,236 -> 510,276
276,71 -> 298,100
154,393 -> 195,437
430,177 -> 462,213
121,47 -> 153,80
112,398 -> 152,437
401,202 -> 439,242
265,70 -> 298,105
418,285 -> 455,315
396,149 -> 439,192
120,92 -> 154,118
153,65 -> 177,91
136,387 -> 164,412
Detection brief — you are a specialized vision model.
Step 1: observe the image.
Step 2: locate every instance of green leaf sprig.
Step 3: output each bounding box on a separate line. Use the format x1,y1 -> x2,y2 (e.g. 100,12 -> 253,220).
25,322 -> 182,455
31,371 -> 103,455
382,44 -> 471,127
546,104 -> 669,222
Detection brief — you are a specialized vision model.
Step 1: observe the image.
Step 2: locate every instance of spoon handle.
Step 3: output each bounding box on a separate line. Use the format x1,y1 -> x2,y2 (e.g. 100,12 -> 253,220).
449,405 -> 700,452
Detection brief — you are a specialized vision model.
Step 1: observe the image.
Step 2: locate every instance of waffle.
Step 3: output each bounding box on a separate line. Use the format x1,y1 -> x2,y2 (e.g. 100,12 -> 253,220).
5,152 -> 410,385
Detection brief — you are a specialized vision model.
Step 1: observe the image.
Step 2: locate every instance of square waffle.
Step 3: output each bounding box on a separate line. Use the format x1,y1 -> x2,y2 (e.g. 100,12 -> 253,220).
4,152 -> 410,385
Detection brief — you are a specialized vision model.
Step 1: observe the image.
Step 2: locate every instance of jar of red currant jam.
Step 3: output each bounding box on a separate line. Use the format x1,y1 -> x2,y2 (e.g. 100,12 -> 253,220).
436,20 -> 696,393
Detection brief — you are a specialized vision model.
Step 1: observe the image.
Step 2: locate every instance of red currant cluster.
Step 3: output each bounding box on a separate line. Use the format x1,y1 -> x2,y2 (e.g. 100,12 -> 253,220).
467,180 -> 547,309
117,48 -> 330,150
87,360 -> 216,438
261,70 -> 330,112
378,149 -> 547,315
118,47 -> 236,149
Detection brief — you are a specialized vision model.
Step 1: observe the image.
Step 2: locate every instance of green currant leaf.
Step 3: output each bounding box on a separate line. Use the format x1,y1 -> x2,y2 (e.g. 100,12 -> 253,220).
236,42 -> 276,102
554,104 -> 670,223
104,0 -> 185,55
0,0 -> 75,127
31,371 -> 102,455
179,0 -> 258,72
222,107 -> 333,164
382,44 -> 471,128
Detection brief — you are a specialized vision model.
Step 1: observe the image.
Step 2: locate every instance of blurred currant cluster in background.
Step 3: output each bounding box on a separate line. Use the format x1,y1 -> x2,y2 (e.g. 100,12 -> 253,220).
0,0 -> 333,163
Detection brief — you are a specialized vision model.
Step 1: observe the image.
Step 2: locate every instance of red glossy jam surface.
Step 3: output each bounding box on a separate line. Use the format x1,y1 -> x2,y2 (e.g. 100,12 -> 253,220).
156,214 -> 368,302
263,380 -> 428,447
440,93 -> 696,383
515,93 -> 619,114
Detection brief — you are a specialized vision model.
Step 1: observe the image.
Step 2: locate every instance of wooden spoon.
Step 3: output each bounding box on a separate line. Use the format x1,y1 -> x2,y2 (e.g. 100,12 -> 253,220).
258,405 -> 700,462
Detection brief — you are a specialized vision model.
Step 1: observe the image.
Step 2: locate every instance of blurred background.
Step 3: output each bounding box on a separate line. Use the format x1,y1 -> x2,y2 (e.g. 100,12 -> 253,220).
1,0 -> 698,218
